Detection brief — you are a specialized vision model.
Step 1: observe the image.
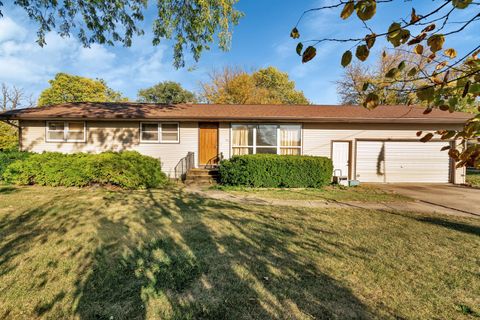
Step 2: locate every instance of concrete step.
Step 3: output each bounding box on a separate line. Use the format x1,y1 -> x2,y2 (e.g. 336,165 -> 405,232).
184,176 -> 219,185
184,168 -> 220,185
186,169 -> 219,177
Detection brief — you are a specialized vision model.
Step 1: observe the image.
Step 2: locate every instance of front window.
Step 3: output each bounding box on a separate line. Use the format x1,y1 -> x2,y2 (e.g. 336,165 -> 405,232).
280,125 -> 301,155
232,124 -> 254,155
140,122 -> 179,143
161,123 -> 179,142
141,123 -> 159,142
46,121 -> 85,142
232,124 -> 302,156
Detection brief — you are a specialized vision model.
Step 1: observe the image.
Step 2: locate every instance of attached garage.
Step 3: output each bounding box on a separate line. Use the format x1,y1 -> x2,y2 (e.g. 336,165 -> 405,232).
355,140 -> 451,183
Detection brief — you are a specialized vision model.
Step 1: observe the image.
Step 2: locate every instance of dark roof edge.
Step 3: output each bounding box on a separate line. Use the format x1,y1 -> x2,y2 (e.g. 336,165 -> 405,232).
2,116 -> 470,124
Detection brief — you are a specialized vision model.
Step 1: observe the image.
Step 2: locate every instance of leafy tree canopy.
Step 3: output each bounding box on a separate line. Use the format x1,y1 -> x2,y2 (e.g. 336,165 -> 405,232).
292,0 -> 480,167
137,81 -> 197,104
38,73 -> 127,106
0,83 -> 34,150
1,0 -> 242,68
202,66 -> 310,104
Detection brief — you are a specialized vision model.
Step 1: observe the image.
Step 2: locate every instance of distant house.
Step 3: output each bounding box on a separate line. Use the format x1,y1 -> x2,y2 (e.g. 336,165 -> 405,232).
0,103 -> 472,184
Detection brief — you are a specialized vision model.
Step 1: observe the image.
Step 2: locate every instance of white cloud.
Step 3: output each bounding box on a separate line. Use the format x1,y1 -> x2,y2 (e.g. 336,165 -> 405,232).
0,17 -> 27,42
0,13 -> 184,101
77,44 -> 116,70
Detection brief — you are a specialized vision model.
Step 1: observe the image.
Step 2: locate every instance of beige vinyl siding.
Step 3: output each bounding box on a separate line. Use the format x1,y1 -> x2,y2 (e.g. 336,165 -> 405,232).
20,120 -> 198,177
19,120 -> 466,183
218,122 -> 231,159
136,122 -> 198,177
219,122 -> 465,184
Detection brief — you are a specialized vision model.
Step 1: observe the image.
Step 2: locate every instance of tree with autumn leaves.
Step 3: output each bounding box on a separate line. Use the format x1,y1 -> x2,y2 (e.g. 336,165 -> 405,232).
201,67 -> 309,105
291,0 -> 480,168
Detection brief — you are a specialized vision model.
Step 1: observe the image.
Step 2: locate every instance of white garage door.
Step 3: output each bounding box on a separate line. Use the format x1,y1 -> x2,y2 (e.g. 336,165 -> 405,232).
356,140 -> 451,183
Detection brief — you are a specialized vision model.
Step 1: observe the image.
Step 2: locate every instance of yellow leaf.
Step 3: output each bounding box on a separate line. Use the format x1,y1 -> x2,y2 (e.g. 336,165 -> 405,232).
410,8 -> 420,23
435,61 -> 448,70
356,0 -> 377,21
355,45 -> 370,61
341,50 -> 353,67
427,34 -> 445,52
290,27 -> 300,39
414,44 -> 424,55
363,92 -> 379,109
302,46 -> 316,63
421,24 -> 436,33
365,33 -> 376,49
452,0 -> 473,9
296,43 -> 303,56
444,48 -> 457,58
420,133 -> 434,143
340,1 -> 355,20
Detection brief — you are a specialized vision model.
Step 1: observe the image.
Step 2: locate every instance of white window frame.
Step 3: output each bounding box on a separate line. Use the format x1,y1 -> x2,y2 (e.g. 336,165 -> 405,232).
46,121 -> 86,143
140,122 -> 180,144
231,123 -> 303,156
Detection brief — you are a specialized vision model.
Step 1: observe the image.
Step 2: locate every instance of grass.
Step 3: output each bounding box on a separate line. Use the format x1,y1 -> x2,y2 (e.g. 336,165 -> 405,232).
466,171 -> 480,187
0,184 -> 479,319
215,184 -> 410,202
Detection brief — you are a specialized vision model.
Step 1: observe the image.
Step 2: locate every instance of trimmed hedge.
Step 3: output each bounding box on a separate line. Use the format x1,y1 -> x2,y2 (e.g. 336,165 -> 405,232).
2,151 -> 167,189
219,154 -> 333,188
0,150 -> 32,178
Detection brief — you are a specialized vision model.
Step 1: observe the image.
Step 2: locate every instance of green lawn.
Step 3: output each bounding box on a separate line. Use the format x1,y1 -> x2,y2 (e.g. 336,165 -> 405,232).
218,184 -> 410,202
467,171 -> 480,187
0,184 -> 479,319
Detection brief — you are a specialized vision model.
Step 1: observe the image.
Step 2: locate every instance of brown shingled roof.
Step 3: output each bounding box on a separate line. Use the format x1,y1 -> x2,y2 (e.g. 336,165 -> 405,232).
0,102 -> 473,124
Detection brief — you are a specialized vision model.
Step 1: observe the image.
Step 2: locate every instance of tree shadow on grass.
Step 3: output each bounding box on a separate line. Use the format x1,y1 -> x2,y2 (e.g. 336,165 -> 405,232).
74,188 -> 374,319
0,185 -> 17,194
0,186 -> 374,319
415,216 -> 480,237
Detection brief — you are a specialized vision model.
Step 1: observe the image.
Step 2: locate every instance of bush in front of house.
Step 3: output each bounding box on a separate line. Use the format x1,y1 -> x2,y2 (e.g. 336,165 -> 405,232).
218,154 -> 333,188
0,150 -> 32,179
2,151 -> 167,189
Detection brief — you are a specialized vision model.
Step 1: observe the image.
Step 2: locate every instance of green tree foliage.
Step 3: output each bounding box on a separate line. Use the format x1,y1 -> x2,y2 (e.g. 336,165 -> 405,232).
38,73 -> 127,106
252,67 -> 310,104
2,1 -> 242,68
202,67 -> 309,104
0,122 -> 17,150
292,1 -> 480,167
137,81 -> 197,104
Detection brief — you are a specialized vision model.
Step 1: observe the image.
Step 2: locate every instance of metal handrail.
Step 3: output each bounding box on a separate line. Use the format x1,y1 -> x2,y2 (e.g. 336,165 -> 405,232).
204,152 -> 224,169
174,151 -> 195,180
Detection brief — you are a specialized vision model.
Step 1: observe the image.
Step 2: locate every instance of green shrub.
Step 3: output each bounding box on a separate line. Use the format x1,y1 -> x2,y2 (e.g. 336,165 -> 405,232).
219,154 -> 333,188
0,150 -> 32,179
2,151 -> 167,189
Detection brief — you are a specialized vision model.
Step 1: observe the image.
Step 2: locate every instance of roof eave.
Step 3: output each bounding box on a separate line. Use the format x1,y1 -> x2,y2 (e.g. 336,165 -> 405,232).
2,115 -> 470,124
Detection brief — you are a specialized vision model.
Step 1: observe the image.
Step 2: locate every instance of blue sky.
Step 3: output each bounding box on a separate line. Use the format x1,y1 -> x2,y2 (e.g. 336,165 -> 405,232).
0,1 -> 478,104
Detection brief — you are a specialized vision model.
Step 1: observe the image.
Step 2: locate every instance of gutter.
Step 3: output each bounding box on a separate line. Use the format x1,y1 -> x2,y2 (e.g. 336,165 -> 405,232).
0,116 -> 471,124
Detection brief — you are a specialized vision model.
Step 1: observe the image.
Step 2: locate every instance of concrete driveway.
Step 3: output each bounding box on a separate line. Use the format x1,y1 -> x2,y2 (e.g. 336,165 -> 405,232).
380,184 -> 480,217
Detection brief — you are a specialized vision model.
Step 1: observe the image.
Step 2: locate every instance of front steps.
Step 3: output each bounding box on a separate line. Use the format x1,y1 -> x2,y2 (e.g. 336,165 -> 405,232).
184,168 -> 220,185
